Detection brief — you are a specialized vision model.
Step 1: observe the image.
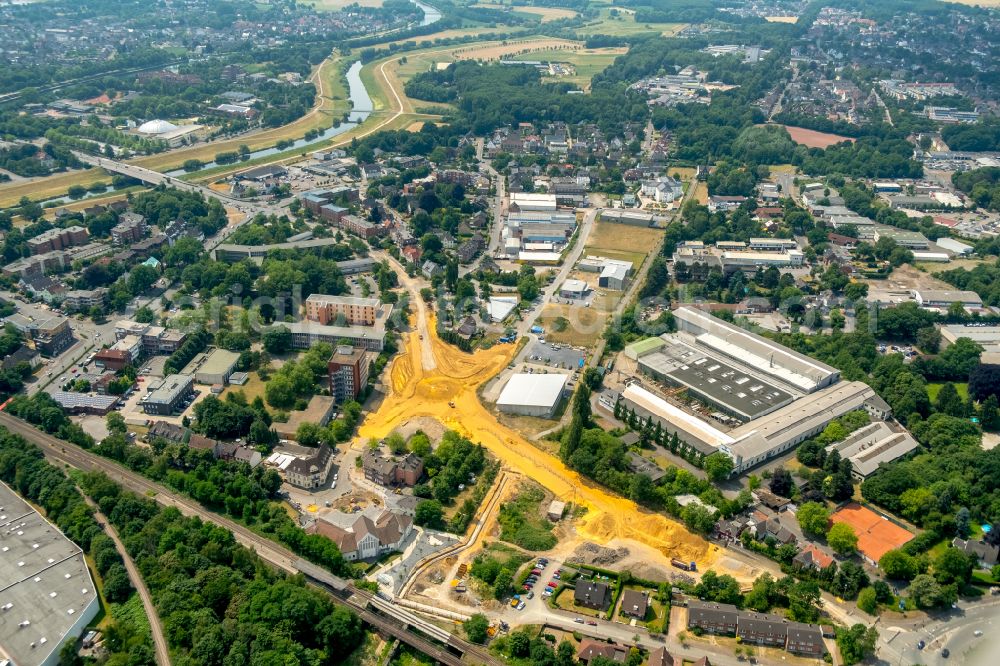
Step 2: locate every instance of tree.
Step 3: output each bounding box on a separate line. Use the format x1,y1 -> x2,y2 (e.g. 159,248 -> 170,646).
263,326 -> 292,354
769,468 -> 794,497
916,326 -> 941,354
909,573 -> 945,608
102,562 -> 133,602
703,452 -> 734,481
980,394 -> 1000,431
935,382 -> 965,417
127,264 -> 158,295
464,613 -> 490,644
796,502 -> 831,537
493,567 -> 513,599
969,363 -> 1000,401
934,547 -> 973,585
106,411 -> 127,436
879,549 -> 920,580
827,522 -> 858,556
415,500 -> 445,529
836,623 -> 878,665
856,586 -> 878,615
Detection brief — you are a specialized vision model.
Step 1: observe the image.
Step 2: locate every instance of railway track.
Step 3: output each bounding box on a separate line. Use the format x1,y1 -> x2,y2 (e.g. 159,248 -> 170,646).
0,412 -> 500,665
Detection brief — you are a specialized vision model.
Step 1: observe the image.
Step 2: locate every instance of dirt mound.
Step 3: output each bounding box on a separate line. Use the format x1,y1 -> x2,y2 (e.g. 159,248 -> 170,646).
570,542 -> 629,566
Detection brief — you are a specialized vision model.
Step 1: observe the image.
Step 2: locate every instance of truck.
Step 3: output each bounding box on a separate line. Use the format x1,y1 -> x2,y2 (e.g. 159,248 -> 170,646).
671,559 -> 697,572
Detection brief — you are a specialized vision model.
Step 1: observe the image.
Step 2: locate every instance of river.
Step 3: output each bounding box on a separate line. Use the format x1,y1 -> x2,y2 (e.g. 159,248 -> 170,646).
43,0 -> 439,199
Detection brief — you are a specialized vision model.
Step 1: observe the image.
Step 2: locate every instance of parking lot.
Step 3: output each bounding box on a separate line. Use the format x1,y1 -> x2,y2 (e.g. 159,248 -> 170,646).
525,340 -> 586,371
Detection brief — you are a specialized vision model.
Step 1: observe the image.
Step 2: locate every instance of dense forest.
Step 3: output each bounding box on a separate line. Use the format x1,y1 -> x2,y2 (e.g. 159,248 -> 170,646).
952,167 -> 1000,211
77,471 -> 366,665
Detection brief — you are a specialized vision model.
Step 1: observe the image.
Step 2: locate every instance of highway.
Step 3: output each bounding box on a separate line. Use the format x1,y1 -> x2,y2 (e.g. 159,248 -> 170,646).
0,411 -> 500,666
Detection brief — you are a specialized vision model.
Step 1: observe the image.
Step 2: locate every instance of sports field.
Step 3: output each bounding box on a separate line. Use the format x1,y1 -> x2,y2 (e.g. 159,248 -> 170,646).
474,3 -> 578,22
510,47 -> 627,89
577,8 -> 684,37
304,0 -> 383,9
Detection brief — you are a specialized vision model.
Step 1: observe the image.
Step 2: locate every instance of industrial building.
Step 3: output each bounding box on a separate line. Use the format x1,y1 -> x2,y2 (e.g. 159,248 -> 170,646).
673,307 -> 840,393
141,374 -> 194,415
0,482 -> 99,666
941,324 -> 1000,354
825,422 -> 920,479
181,348 -> 240,385
510,193 -> 557,212
496,373 -> 568,418
619,308 -> 888,474
912,289 -> 983,309
672,241 -> 804,274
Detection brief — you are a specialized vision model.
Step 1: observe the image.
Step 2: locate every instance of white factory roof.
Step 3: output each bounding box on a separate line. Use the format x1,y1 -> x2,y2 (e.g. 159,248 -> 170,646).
621,383 -> 734,448
497,373 -> 568,409
0,482 -> 98,666
934,237 -> 973,255
487,296 -> 518,322
674,307 -> 839,393
518,251 -> 563,263
561,279 -> 589,294
912,289 -> 982,306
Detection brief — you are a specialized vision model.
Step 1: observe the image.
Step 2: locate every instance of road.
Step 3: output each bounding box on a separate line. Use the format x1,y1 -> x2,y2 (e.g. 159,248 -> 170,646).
0,411 -> 500,666
877,597 -> 1000,666
87,498 -> 171,666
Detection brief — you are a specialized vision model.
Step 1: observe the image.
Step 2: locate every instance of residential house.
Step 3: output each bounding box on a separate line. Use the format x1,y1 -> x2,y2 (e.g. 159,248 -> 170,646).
574,580 -> 611,611
619,589 -> 649,619
792,544 -> 835,572
952,538 -> 1000,568
362,447 -> 423,487
146,421 -> 189,443
738,612 -> 789,647
576,640 -> 627,665
687,601 -> 739,635
421,260 -> 441,279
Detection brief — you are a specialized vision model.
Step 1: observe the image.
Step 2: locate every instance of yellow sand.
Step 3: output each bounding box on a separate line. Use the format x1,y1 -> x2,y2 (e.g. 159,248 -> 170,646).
358,315 -> 720,569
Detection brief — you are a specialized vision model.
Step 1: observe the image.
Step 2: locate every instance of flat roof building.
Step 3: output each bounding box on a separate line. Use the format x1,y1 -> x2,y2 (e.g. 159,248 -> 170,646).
941,324 -> 1000,353
305,295 -> 381,326
912,289 -> 983,309
496,373 -> 568,418
328,345 -> 369,402
283,305 -> 391,352
181,348 -> 241,385
142,374 -> 194,415
0,482 -> 99,666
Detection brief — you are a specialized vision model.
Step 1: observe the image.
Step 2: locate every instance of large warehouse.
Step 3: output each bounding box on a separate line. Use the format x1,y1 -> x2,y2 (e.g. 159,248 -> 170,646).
497,373 -> 568,418
619,308 -> 890,474
0,482 -> 99,666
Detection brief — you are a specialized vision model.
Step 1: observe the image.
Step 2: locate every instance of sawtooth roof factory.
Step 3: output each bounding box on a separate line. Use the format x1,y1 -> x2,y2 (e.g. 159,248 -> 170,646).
620,307 -> 892,474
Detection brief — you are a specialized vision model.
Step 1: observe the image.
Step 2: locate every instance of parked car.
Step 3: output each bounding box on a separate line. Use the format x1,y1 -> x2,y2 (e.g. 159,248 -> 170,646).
573,618 -> 584,624
547,582 -> 558,589
516,601 -> 525,611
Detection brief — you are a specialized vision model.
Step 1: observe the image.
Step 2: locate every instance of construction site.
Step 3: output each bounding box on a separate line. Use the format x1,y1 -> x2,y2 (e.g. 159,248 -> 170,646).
357,312 -> 728,578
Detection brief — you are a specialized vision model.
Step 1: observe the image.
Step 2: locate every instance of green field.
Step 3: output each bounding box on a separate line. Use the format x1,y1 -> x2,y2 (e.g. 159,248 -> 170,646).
927,382 -> 969,402
510,48 -> 626,89
576,8 -> 685,37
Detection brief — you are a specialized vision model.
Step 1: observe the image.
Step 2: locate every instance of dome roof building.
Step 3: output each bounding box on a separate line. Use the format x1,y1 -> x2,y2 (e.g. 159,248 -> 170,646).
137,119 -> 180,134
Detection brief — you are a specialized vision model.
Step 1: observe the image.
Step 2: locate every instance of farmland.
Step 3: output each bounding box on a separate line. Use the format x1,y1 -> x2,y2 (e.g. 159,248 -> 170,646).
577,8 -> 685,37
